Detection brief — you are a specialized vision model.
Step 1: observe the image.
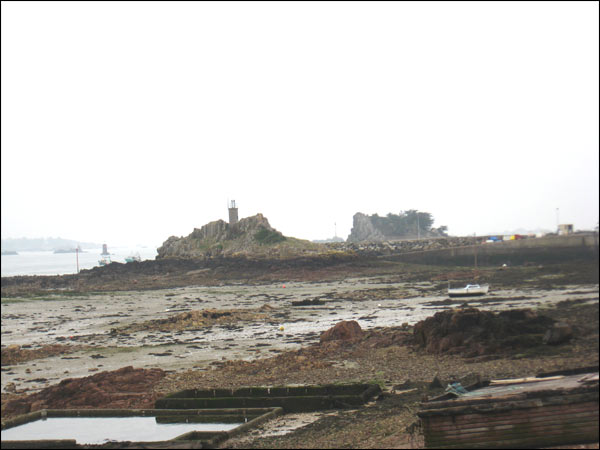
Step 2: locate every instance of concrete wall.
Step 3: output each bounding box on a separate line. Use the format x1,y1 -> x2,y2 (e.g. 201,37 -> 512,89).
390,234 -> 599,266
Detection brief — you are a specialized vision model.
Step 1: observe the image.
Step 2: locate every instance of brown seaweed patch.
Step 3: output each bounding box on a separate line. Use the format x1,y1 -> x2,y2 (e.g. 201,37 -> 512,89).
112,306 -> 274,333
413,307 -> 555,357
1,344 -> 87,366
331,287 -> 412,302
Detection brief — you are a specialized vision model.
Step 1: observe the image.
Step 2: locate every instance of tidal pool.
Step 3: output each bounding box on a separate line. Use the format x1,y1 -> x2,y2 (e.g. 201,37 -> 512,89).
1,416 -> 240,445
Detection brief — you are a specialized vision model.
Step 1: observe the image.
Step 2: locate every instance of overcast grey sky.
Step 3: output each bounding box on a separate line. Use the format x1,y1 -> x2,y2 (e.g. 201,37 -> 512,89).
2,1 -> 598,247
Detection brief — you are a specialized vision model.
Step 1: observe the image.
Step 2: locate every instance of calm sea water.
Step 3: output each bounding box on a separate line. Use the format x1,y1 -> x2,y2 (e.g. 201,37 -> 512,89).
1,246 -> 158,277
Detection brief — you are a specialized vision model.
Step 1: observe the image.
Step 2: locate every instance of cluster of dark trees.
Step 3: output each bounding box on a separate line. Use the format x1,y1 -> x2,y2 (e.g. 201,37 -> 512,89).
370,210 -> 447,236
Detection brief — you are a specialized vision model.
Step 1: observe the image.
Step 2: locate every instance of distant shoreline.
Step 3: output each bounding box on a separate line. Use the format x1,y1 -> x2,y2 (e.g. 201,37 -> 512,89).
1,237 -> 101,253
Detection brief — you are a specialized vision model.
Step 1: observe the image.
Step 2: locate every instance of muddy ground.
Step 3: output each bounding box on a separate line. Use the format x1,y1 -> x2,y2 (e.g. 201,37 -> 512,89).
1,259 -> 599,448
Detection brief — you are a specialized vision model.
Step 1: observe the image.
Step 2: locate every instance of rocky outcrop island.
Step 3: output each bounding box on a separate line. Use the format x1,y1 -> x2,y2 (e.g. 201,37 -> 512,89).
347,211 -> 448,242
157,214 -> 325,259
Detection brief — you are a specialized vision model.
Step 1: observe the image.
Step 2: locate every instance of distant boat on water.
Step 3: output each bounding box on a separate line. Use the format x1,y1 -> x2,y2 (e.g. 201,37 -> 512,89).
2,246 -> 156,277
98,255 -> 112,266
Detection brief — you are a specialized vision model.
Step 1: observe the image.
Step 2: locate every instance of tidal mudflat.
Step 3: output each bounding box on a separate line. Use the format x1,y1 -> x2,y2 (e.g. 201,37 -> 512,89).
2,276 -> 597,394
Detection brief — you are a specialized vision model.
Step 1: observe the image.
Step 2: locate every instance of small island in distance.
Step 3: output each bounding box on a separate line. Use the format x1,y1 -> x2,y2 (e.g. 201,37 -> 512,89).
1,237 -> 99,253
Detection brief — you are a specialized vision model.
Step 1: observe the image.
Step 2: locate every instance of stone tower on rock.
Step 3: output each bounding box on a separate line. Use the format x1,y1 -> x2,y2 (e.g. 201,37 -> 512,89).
228,200 -> 238,225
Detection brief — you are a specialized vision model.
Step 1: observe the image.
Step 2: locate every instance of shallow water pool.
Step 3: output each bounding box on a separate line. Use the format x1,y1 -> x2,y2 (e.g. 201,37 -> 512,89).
1,416 -> 240,445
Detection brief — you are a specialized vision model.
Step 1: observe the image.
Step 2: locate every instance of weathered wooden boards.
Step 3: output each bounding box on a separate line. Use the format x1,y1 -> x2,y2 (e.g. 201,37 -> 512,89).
418,372 -> 599,449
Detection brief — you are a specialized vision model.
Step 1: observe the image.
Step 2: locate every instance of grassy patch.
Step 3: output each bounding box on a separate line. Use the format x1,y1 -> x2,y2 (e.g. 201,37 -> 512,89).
370,372 -> 387,389
1,292 -> 103,304
254,227 -> 287,245
2,296 -> 71,304
1,297 -> 30,304
82,346 -> 152,356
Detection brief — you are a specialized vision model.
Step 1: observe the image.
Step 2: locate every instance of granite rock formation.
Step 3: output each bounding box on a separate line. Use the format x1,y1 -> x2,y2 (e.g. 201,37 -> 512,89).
347,213 -> 387,243
347,212 -> 447,242
157,214 -> 323,259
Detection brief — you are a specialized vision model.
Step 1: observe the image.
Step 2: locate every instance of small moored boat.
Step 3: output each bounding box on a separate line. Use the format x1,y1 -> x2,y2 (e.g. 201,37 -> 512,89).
448,283 -> 489,297
98,255 -> 112,266
125,253 -> 141,263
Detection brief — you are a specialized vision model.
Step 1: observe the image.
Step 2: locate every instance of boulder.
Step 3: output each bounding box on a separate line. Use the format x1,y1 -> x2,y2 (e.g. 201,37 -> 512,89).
543,322 -> 573,345
429,376 -> 444,389
413,307 -> 555,356
320,320 -> 364,343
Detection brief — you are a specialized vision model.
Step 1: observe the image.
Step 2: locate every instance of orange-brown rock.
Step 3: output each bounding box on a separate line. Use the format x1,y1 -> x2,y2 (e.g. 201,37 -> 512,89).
320,320 -> 364,343
2,366 -> 165,419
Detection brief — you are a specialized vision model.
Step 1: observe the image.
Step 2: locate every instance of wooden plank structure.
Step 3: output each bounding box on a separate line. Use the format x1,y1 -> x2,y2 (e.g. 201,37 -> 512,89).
418,371 -> 599,449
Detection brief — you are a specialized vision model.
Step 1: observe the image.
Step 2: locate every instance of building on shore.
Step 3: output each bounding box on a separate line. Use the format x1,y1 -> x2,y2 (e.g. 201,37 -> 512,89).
558,224 -> 573,235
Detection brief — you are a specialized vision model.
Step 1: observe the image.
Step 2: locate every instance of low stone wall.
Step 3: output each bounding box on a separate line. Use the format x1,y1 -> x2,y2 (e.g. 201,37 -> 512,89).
326,236 -> 482,257
155,383 -> 381,413
1,407 -> 283,449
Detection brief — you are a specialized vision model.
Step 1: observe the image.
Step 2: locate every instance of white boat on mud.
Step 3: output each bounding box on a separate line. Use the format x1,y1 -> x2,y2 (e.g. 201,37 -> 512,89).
448,283 -> 489,297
